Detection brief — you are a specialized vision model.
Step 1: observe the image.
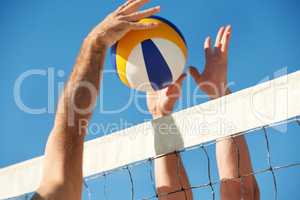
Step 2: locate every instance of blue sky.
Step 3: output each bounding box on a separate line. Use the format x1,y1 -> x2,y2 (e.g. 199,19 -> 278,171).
1,0 -> 300,199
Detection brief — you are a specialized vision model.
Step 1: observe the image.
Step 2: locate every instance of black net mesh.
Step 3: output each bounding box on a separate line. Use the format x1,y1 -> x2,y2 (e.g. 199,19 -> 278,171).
10,116 -> 300,200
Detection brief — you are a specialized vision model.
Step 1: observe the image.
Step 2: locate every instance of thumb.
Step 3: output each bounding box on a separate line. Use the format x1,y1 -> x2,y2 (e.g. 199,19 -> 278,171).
188,66 -> 203,85
175,73 -> 187,85
166,73 -> 187,96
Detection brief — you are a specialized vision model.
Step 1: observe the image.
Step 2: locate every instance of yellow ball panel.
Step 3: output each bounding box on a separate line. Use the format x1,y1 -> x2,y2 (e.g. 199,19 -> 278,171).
115,18 -> 187,87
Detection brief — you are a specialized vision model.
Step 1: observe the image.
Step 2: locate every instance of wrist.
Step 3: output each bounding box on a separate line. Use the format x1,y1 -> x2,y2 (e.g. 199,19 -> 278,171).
150,110 -> 172,119
84,33 -> 108,52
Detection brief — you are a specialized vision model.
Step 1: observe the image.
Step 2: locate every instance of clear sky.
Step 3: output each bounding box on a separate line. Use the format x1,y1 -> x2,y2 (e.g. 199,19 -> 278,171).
1,0 -> 300,199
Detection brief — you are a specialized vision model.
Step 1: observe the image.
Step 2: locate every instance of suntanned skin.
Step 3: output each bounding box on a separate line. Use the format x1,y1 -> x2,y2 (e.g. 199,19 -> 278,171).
148,26 -> 260,199
33,1 -> 259,200
189,26 -> 260,200
33,1 -> 160,199
147,73 -> 193,200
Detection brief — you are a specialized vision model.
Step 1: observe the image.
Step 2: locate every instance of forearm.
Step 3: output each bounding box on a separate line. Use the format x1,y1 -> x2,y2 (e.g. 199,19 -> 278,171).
152,114 -> 192,200
209,89 -> 259,199
154,154 -> 193,200
39,36 -> 107,198
214,92 -> 259,199
217,136 -> 259,199
54,36 -> 106,131
216,135 -> 254,179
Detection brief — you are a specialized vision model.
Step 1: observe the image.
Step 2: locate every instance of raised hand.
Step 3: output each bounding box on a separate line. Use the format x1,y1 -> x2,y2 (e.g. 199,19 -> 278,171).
189,25 -> 232,99
88,0 -> 160,48
146,74 -> 186,118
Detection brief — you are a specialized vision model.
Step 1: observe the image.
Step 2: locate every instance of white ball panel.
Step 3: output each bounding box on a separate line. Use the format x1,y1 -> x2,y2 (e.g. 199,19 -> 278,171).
126,43 -> 153,92
152,38 -> 186,82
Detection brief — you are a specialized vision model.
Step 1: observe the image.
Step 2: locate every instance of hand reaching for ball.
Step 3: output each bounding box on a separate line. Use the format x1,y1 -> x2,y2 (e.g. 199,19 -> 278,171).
88,0 -> 160,49
189,26 -> 232,99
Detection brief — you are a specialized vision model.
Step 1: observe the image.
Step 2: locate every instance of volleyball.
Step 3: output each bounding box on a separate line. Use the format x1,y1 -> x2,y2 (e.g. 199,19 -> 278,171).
111,16 -> 187,92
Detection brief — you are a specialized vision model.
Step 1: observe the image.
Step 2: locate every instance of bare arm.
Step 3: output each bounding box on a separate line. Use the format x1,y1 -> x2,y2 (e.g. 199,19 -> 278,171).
189,26 -> 259,200
216,136 -> 260,200
147,75 -> 193,200
34,1 -> 160,199
35,38 -> 106,200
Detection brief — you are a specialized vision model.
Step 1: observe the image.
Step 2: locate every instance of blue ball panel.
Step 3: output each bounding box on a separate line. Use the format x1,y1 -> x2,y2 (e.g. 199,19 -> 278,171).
141,39 -> 173,90
111,43 -> 118,70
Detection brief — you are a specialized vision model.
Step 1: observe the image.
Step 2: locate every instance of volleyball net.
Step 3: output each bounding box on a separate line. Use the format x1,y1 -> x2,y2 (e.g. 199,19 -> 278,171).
1,70 -> 300,200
